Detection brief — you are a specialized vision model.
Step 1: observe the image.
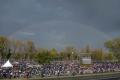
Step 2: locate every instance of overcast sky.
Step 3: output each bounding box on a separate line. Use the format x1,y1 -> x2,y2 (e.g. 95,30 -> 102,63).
0,0 -> 120,50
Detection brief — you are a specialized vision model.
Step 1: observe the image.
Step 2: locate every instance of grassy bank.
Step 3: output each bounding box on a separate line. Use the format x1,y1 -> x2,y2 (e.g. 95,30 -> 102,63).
30,72 -> 120,80
0,72 -> 120,80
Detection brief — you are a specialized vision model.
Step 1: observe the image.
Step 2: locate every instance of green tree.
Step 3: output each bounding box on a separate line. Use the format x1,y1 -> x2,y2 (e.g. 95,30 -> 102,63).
36,52 -> 49,64
26,40 -> 36,53
104,38 -> 120,61
13,53 -> 22,60
62,46 -> 78,60
35,49 -> 51,64
6,49 -> 12,59
85,44 -> 91,53
91,49 -> 104,62
25,40 -> 36,60
105,52 -> 115,61
59,52 -> 68,60
0,36 -> 9,60
49,48 -> 57,57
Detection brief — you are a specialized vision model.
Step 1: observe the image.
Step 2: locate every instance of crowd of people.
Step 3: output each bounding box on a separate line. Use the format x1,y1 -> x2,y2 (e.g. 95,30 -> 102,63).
0,60 -> 120,79
39,61 -> 120,77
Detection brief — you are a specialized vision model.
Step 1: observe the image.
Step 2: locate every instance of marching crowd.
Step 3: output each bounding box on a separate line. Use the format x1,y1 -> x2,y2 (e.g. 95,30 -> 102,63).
0,60 -> 120,79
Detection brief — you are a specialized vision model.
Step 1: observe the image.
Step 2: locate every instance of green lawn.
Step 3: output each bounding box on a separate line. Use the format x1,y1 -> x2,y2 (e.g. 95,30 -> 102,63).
0,72 -> 120,80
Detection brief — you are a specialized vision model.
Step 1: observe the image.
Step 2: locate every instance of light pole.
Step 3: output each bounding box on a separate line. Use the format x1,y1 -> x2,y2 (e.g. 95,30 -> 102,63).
72,52 -> 74,60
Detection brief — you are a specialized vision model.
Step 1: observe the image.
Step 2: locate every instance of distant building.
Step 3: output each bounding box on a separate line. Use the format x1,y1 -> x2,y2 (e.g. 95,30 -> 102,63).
78,53 -> 92,64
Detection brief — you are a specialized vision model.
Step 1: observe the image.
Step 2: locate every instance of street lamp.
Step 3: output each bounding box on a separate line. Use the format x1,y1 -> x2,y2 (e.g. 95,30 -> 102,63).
72,52 -> 74,60
72,52 -> 74,54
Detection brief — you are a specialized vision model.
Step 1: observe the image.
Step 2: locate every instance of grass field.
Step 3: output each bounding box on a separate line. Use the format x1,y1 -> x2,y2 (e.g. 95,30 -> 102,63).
1,72 -> 119,80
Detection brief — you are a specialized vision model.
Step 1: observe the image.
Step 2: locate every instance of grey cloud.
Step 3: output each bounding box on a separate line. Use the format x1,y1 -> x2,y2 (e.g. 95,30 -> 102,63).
71,0 -> 120,32
0,0 -> 120,50
1,0 -> 120,32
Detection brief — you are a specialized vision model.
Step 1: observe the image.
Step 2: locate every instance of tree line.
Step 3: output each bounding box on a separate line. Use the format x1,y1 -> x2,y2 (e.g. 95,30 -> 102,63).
0,36 -> 120,64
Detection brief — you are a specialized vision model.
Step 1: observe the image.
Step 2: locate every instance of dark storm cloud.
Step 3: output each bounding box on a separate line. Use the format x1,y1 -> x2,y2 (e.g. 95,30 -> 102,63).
62,0 -> 120,32
0,0 -> 63,35
1,0 -> 120,33
0,0 -> 120,50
